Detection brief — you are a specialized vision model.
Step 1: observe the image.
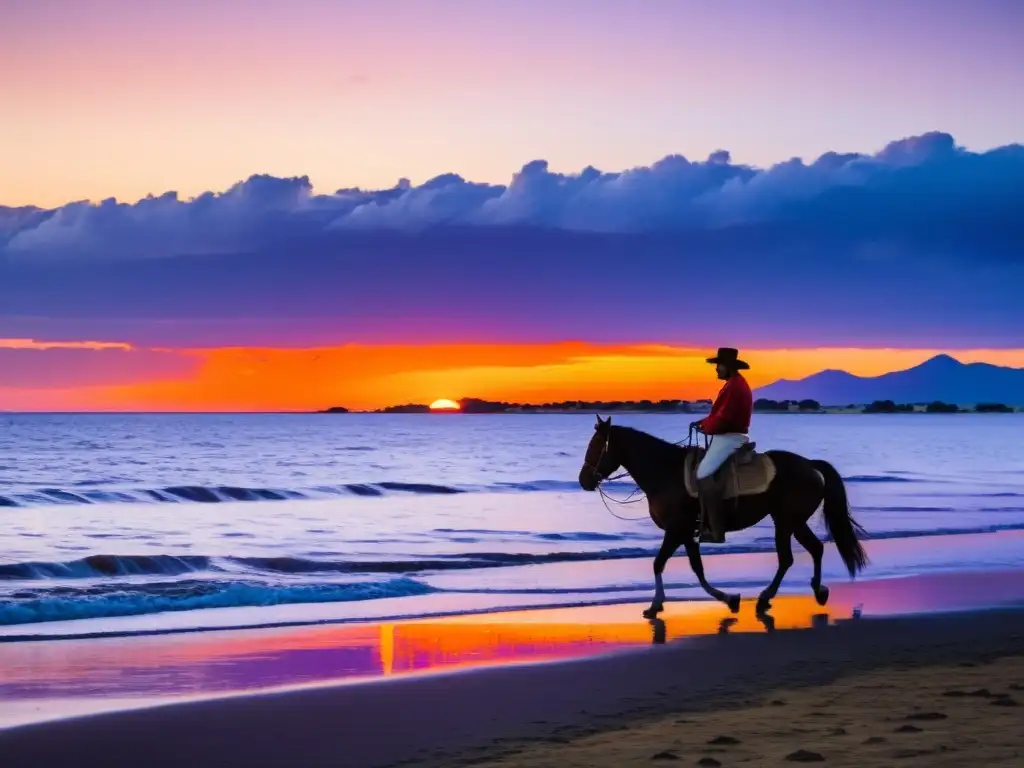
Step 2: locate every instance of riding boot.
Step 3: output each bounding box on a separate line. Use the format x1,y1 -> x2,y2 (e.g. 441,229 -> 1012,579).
698,475 -> 726,543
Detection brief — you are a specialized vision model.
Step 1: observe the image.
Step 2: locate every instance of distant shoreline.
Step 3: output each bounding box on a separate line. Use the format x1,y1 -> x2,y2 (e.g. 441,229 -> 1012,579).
316,409 -> 1022,415
2,407 -> 1019,416
319,398 -> 1021,415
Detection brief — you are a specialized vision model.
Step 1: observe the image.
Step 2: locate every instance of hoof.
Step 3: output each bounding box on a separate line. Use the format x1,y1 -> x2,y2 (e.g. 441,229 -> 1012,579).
814,585 -> 830,606
726,594 -> 741,613
643,603 -> 664,619
756,597 -> 772,615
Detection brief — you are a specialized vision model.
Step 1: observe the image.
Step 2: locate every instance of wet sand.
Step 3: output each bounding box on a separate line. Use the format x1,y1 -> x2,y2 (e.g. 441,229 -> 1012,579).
1,569 -> 1024,767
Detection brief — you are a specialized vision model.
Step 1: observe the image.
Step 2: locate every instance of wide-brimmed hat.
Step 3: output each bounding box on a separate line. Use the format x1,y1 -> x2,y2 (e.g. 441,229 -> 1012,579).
706,347 -> 749,370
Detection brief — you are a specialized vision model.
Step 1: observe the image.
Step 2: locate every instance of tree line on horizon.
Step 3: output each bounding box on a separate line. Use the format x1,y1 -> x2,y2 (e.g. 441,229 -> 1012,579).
860,400 -> 1015,414
321,397 -> 1018,414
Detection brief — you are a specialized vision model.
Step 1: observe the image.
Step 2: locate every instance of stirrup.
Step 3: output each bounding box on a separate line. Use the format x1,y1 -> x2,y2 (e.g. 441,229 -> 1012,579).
694,509 -> 724,543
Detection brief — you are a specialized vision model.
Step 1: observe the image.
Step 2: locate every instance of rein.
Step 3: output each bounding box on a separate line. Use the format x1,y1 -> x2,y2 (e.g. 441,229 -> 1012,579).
597,471 -> 647,520
594,425 -> 708,522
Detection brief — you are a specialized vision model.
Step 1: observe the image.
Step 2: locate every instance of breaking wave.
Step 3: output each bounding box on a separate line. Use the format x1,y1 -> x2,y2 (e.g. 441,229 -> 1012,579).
0,577 -> 435,627
0,474 -> 931,508
2,511 -> 1024,629
5,511 -> 1024,585
0,481 -> 472,507
0,548 -> 661,583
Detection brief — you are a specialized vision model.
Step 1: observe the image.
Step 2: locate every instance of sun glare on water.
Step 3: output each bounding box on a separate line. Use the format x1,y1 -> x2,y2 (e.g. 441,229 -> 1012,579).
429,398 -> 461,411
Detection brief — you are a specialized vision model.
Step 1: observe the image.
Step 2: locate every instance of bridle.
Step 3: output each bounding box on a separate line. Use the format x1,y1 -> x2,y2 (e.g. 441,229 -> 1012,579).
584,426 -> 648,520
583,428 -> 615,486
585,423 -> 709,522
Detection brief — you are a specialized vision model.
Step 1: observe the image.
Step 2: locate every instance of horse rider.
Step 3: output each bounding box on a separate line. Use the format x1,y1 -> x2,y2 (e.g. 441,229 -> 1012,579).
690,347 -> 753,543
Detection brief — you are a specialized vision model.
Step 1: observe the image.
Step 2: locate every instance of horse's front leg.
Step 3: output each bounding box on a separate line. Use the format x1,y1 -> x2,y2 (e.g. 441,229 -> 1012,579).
644,529 -> 684,618
683,540 -> 741,613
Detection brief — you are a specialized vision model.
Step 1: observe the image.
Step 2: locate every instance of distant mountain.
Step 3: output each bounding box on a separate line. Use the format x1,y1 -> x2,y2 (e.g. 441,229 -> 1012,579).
755,354 -> 1024,406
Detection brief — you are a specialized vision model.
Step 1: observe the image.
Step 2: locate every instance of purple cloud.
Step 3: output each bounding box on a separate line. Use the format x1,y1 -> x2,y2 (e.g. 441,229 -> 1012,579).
5,131 -> 1017,254
1,131 -> 1022,348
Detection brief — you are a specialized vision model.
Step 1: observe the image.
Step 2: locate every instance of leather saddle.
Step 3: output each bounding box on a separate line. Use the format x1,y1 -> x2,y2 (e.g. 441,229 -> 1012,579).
683,442 -> 777,500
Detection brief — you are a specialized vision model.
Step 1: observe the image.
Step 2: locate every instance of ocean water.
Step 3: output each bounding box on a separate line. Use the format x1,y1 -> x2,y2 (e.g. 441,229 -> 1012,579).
1,412 -> 1023,637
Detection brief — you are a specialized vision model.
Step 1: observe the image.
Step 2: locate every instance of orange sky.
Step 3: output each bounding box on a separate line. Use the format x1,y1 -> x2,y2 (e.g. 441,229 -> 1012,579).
3,340 -> 1024,412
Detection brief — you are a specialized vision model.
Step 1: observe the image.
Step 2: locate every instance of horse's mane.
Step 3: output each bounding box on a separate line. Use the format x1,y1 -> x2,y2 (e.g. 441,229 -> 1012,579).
611,424 -> 687,454
607,425 -> 691,492
612,424 -> 692,464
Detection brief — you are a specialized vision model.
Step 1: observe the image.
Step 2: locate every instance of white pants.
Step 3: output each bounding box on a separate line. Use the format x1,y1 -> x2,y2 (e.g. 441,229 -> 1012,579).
696,433 -> 750,480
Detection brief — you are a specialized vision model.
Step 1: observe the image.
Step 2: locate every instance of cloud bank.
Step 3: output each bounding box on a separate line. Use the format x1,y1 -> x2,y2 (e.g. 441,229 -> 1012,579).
4,131 -> 1021,257
1,131 -> 1022,349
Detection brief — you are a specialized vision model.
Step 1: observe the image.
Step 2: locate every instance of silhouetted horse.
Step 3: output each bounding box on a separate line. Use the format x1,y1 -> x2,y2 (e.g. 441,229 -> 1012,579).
579,416 -> 868,617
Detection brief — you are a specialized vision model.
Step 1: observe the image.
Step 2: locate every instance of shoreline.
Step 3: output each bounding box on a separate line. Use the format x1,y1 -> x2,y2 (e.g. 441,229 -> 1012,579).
5,529 -> 1024,645
2,567 -> 1024,758
5,529 -> 1024,643
2,596 -> 1024,767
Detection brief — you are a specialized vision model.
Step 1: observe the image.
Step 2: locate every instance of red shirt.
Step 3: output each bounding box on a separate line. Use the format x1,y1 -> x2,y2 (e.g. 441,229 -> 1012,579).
699,373 -> 752,435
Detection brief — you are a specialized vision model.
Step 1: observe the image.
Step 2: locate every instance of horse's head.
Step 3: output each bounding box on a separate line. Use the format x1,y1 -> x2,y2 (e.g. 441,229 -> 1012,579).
578,415 -> 622,491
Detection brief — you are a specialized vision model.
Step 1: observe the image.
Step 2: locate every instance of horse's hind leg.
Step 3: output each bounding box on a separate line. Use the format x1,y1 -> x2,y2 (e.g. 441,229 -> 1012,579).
793,520 -> 829,606
756,525 -> 794,614
683,540 -> 741,613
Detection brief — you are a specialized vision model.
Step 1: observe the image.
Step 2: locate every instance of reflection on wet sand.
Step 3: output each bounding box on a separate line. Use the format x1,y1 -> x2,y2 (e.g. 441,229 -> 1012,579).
0,595 -> 843,714
1,567 -> 1023,729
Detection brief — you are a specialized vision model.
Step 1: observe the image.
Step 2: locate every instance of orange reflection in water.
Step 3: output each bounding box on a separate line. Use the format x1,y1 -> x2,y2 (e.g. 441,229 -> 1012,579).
4,561 -> 1024,732
381,595 -> 847,675
0,595 -> 844,706
4,563 -> 1024,731
11,560 -> 1024,709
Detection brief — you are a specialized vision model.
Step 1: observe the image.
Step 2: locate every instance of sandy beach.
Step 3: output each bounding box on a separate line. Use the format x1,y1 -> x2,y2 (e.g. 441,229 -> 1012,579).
2,566 -> 1024,767
471,654 -> 1024,767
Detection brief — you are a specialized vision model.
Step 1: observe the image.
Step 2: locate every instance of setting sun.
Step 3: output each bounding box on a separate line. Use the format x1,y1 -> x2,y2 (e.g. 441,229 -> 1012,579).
429,398 -> 461,411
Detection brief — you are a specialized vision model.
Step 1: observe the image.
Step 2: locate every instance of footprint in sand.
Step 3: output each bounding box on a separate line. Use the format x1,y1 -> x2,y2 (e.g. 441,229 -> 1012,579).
707,736 -> 741,745
697,759 -> 722,767
862,737 -> 886,745
991,696 -> 1019,707
904,712 -> 947,721
895,725 -> 922,733
892,748 -> 933,759
942,688 -> 993,698
784,750 -> 825,762
650,750 -> 679,761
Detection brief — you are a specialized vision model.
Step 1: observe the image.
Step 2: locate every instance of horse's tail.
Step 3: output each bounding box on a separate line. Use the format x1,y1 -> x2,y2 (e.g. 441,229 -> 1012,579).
810,459 -> 869,578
